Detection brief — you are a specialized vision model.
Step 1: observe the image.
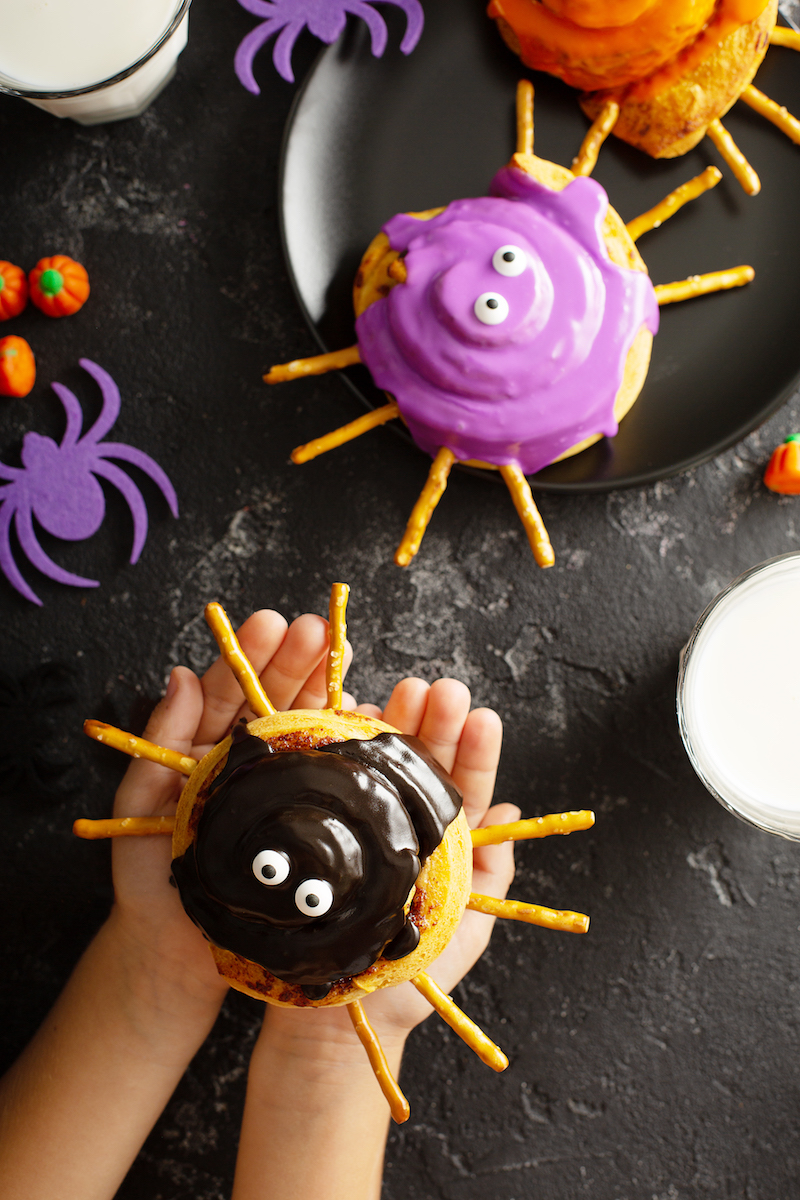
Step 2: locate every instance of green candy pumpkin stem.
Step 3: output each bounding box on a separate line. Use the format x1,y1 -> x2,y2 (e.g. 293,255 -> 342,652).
38,268 -> 64,296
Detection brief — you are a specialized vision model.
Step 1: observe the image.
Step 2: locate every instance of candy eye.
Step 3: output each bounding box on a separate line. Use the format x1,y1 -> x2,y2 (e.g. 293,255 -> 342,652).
474,292 -> 509,326
252,849 -> 290,886
492,245 -> 527,277
295,878 -> 334,917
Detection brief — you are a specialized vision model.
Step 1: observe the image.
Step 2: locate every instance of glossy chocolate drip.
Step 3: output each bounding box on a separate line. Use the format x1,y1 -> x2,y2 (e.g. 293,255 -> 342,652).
382,919 -> 421,960
322,733 -> 460,860
171,731 -> 462,986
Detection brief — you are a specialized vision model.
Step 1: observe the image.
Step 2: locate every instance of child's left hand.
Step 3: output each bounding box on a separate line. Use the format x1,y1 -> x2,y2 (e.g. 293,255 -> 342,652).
109,607 -> 356,1038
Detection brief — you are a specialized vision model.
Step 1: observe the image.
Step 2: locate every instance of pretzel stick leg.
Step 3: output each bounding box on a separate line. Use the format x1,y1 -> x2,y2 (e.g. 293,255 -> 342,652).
73,816 -> 176,840
467,892 -> 590,934
84,720 -> 197,775
499,464 -> 554,568
625,166 -> 722,241
770,26 -> 800,50
291,401 -> 400,464
471,810 -> 596,846
411,972 -> 509,1072
654,265 -> 754,306
326,582 -> 349,710
572,100 -> 619,177
394,447 -> 456,567
204,602 -> 277,717
740,84 -> 800,145
706,119 -> 761,195
347,1001 -> 410,1124
516,79 -> 534,156
264,345 -> 361,384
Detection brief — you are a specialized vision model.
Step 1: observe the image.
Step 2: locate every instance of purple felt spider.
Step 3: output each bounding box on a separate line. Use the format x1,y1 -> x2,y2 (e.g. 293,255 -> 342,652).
234,0 -> 424,89
0,358 -> 178,607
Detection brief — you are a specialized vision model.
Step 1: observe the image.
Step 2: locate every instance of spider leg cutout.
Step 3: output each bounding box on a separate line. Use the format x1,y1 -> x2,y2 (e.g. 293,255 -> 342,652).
234,0 -> 424,90
266,82 -> 754,572
75,583 -> 595,1122
0,360 -> 177,605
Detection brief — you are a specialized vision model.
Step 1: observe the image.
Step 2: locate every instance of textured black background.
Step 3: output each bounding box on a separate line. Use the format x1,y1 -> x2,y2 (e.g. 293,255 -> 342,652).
1,2 -> 800,1198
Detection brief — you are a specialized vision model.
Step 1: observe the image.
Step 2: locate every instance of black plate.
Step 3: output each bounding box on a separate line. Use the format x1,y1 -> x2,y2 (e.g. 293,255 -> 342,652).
279,0 -> 800,492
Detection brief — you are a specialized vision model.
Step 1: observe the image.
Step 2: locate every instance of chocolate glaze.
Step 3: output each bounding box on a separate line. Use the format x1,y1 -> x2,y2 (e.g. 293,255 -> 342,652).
171,730 -> 462,987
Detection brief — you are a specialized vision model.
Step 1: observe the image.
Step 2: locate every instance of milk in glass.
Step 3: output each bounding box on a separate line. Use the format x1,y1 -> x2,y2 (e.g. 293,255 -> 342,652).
677,552 -> 800,839
0,0 -> 190,123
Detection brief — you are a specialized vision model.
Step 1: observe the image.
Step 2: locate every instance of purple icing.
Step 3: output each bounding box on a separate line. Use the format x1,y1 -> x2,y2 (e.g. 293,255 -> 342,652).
234,0 -> 424,90
0,360 -> 178,607
355,164 -> 659,475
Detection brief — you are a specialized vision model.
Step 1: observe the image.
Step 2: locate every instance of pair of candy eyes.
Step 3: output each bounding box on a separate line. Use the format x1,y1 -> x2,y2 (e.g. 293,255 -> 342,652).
252,848 -> 334,917
474,245 -> 526,327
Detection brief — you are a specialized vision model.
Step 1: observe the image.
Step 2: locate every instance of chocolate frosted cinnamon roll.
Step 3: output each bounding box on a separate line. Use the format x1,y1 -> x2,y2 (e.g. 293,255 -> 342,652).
171,727 -> 461,993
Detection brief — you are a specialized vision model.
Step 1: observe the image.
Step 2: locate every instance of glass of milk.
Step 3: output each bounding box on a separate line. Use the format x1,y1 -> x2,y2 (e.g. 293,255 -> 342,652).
0,0 -> 192,125
677,552 -> 800,840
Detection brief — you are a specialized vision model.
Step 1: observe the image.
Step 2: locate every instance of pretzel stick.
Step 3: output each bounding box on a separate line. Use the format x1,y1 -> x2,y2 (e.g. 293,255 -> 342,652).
706,119 -> 761,195
572,100 -> 619,176
770,26 -> 800,50
204,602 -> 277,717
625,166 -> 722,242
740,84 -> 800,145
471,810 -> 595,846
394,447 -> 456,567
73,816 -> 176,840
499,464 -> 554,568
264,345 -> 360,384
326,582 -> 349,709
83,720 -> 197,775
387,257 -> 407,284
654,265 -> 754,305
516,79 -> 534,156
292,401 -> 400,464
467,892 -> 590,933
411,973 -> 509,1071
347,1001 -> 410,1124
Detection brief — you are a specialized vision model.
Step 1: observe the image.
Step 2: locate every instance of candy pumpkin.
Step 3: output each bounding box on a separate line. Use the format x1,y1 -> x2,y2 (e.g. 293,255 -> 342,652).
0,336 -> 36,398
29,255 -> 89,318
764,434 -> 800,495
0,262 -> 28,321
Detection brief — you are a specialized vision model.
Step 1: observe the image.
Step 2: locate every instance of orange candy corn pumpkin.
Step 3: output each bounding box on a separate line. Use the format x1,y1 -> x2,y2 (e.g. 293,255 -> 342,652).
764,434 -> 800,495
29,255 -> 89,317
0,261 -> 28,321
0,335 -> 36,397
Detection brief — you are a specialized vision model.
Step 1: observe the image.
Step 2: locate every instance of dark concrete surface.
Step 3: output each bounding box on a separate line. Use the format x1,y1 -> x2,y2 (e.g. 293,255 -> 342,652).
1,3 -> 800,1198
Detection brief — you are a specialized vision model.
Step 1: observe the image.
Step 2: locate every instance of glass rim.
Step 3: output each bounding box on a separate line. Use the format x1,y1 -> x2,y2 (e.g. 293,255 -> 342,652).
676,549 -> 800,841
0,0 -> 192,100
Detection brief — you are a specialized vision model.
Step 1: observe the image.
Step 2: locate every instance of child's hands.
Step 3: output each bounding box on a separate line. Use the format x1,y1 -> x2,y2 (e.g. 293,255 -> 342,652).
108,608 -> 355,1028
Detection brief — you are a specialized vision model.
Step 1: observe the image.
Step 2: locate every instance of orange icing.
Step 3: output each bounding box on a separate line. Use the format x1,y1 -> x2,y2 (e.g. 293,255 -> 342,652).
624,0 -> 771,102
488,0 -> 770,91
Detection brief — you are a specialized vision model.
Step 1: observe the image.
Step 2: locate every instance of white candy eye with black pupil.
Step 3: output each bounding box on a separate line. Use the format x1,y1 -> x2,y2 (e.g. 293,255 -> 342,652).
295,879 -> 334,917
492,245 -> 527,277
252,849 -> 290,886
474,292 -> 509,325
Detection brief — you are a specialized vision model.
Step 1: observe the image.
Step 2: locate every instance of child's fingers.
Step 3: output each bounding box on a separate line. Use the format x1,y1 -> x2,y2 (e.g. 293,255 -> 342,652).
470,802 -> 521,899
416,678 -> 472,773
380,678 -> 430,735
354,702 -> 383,720
417,803 -> 521,999
258,613 -> 330,711
291,640 -> 353,710
195,609 -> 289,745
113,667 -> 204,818
449,707 -> 503,830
